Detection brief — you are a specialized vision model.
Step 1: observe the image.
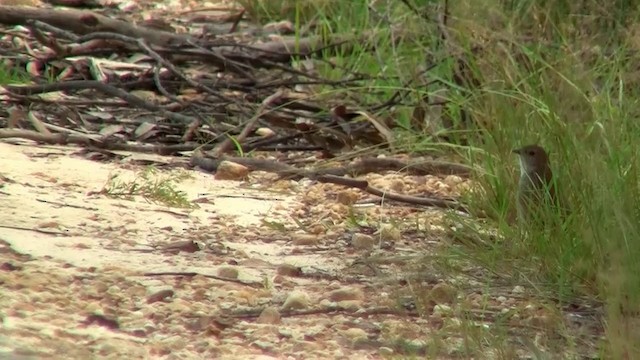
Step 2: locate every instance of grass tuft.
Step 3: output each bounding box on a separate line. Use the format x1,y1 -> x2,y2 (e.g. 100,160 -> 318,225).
101,167 -> 194,209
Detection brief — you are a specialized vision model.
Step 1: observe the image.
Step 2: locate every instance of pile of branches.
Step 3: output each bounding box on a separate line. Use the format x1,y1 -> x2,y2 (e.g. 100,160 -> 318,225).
0,5 -> 419,156
0,3 -> 477,212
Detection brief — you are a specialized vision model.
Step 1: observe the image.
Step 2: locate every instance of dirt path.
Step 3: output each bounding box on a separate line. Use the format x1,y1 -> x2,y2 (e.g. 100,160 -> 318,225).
1,140 -> 473,359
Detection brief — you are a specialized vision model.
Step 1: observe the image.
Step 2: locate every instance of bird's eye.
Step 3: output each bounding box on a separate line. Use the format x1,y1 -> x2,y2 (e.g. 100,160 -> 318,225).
528,150 -> 535,156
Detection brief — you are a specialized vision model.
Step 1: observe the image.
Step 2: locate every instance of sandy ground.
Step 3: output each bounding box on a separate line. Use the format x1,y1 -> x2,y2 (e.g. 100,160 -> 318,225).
1,139 -> 458,359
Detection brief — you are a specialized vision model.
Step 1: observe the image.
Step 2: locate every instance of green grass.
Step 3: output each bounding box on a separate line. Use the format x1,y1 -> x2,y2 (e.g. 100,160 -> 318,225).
0,62 -> 29,85
239,0 -> 640,356
101,167 -> 194,209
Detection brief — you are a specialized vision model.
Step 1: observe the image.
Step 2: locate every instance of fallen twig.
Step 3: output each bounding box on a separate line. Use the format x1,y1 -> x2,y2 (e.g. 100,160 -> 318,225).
142,271 -> 263,288
316,174 -> 469,213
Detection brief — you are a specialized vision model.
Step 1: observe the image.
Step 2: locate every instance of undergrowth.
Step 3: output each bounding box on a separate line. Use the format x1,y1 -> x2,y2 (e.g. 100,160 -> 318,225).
241,0 -> 640,357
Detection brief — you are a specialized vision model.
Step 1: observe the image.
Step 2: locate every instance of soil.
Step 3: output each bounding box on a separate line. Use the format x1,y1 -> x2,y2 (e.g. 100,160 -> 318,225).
0,140 -> 463,359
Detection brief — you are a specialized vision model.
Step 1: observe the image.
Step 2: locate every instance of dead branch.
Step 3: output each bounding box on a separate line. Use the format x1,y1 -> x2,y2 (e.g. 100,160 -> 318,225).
210,89 -> 286,157
188,152 -> 470,212
316,174 -> 469,213
190,153 -> 472,178
3,81 -> 198,124
142,271 -> 262,288
0,5 -> 190,46
0,129 -> 213,155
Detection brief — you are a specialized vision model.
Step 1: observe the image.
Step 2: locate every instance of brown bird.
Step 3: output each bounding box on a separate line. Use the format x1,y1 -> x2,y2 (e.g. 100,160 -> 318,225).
513,144 -> 558,223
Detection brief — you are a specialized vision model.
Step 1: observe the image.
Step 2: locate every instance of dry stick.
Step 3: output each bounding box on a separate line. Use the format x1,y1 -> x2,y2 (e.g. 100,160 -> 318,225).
177,6 -> 239,15
149,66 -> 203,142
135,38 -> 247,106
184,38 -> 256,79
211,89 -> 286,157
29,24 -> 66,55
227,9 -> 244,34
316,174 -> 469,213
77,31 -> 360,100
141,271 -> 262,288
70,31 -> 238,104
27,19 -> 80,42
351,157 -> 472,176
81,33 -> 238,104
3,94 -> 129,107
3,81 -> 198,124
228,306 -> 419,319
0,128 -> 93,144
0,224 -> 69,236
0,5 -> 190,46
152,65 -> 183,104
252,77 -> 365,90
0,128 -> 214,155
191,154 -> 472,179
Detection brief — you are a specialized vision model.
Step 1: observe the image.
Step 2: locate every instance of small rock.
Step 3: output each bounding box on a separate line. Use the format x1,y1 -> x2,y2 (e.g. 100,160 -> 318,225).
351,233 -> 376,250
282,290 -> 311,310
276,264 -> 303,277
307,224 -> 326,235
0,262 -> 20,271
215,161 -> 249,180
512,285 -> 525,294
378,224 -> 401,241
193,288 -> 207,301
389,179 -> 404,192
272,275 -> 290,284
107,285 -> 121,296
303,325 -> 326,337
255,127 -> 276,138
433,304 -> 452,316
429,283 -> 457,304
336,300 -> 362,311
159,240 -> 201,253
217,267 -> 239,279
379,347 -> 394,356
146,289 -> 175,304
131,328 -> 147,337
336,190 -> 359,205
291,233 -> 319,246
167,298 -> 191,313
327,287 -> 365,302
263,20 -> 294,34
249,354 -> 279,360
529,308 -> 559,329
319,299 -> 334,308
127,285 -> 147,297
257,306 -> 281,324
444,175 -> 463,188
94,282 -> 108,293
291,340 -> 322,352
185,316 -> 211,332
443,317 -> 462,331
166,335 -> 187,350
341,327 -> 368,342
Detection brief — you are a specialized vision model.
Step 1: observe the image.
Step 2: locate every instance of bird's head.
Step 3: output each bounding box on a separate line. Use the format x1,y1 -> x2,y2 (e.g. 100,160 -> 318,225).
513,144 -> 550,175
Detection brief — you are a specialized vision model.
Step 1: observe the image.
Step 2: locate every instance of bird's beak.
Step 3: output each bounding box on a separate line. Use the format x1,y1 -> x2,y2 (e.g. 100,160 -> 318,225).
512,148 -> 521,155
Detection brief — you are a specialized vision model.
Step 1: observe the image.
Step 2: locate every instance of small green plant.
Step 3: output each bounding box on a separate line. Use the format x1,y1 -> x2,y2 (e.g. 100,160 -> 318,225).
236,0 -> 337,24
226,134 -> 245,157
0,62 -> 29,85
101,167 -> 194,208
261,218 -> 287,231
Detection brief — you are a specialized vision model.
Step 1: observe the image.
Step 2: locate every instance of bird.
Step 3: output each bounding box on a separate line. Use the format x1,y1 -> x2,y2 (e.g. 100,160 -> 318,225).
513,144 -> 558,224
